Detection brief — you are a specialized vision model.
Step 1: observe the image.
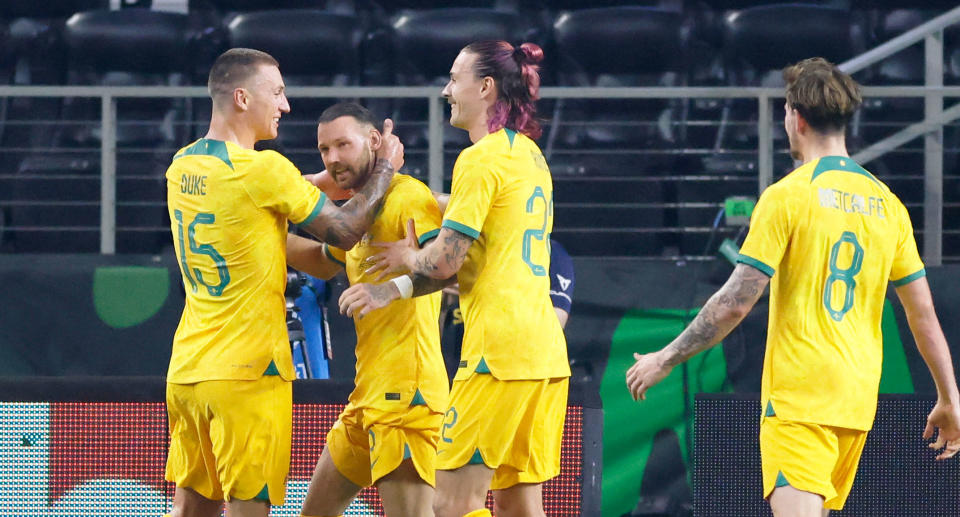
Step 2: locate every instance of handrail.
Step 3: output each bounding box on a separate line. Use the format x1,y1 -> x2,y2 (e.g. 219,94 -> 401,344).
0,85 -> 956,262
839,5 -> 960,75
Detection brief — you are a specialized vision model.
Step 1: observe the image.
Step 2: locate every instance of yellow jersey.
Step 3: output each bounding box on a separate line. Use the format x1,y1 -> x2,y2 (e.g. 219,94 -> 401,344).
738,156 -> 924,430
165,138 -> 324,383
326,174 -> 448,412
442,128 -> 569,381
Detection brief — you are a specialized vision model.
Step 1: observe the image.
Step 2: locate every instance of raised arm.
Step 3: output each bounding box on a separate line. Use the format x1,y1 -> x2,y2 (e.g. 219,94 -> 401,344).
286,233 -> 343,280
895,276 -> 960,459
298,119 -> 403,249
626,263 -> 770,401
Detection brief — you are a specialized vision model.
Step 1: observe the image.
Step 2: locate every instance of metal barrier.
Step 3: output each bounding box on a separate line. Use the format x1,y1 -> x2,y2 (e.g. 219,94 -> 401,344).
0,85 -> 959,261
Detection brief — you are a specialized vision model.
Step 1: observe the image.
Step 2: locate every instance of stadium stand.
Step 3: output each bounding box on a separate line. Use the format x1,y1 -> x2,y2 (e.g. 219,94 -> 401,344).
0,1 -> 957,261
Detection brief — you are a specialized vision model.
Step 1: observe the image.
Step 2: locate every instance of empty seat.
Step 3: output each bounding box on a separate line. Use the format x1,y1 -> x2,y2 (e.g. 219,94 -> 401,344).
7,8 -> 192,253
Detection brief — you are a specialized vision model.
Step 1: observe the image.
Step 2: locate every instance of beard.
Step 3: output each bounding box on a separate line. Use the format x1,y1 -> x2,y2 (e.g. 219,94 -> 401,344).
331,144 -> 375,190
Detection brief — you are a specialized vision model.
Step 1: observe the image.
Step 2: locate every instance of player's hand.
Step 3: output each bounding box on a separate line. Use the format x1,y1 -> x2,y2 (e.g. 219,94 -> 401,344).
366,218 -> 419,281
338,281 -> 400,318
305,170 -> 353,200
376,118 -> 404,173
626,351 -> 673,401
924,400 -> 960,460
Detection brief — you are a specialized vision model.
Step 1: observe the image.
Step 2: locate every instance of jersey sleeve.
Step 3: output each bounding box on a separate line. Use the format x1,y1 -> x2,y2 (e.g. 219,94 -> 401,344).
240,150 -> 325,225
324,243 -> 347,268
889,199 -> 925,286
549,240 -> 575,313
399,180 -> 443,246
441,157 -> 498,240
737,184 -> 791,277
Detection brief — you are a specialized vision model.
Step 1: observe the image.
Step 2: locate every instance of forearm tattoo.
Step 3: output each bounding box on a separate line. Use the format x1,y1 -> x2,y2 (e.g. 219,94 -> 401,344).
306,159 -> 393,248
411,274 -> 457,297
413,229 -> 473,277
662,265 -> 769,367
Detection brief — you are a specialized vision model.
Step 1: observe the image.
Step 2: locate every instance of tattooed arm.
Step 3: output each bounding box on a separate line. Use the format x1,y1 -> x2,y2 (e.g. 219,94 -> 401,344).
299,119 -> 402,249
365,220 -> 475,281
626,264 -> 770,401
337,272 -> 457,318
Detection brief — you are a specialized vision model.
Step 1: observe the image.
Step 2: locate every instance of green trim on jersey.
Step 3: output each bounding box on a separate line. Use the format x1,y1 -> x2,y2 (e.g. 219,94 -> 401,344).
410,388 -> 427,406
403,443 -> 412,460
323,244 -> 346,268
892,268 -> 926,287
468,448 -> 485,465
254,484 -> 270,502
810,156 -> 881,187
174,139 -> 234,169
765,401 -> 776,417
775,471 -> 790,488
504,128 -> 517,148
737,254 -> 775,277
442,219 -> 480,240
474,357 -> 491,374
418,228 -> 440,246
263,361 -> 280,376
298,192 -> 327,226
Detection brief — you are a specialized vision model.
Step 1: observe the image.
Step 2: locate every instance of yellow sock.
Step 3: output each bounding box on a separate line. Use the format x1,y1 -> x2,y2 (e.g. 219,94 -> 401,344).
463,510 -> 492,517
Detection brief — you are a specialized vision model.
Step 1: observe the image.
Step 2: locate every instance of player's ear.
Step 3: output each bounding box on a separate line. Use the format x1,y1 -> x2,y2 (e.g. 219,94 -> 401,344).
369,126 -> 382,151
480,76 -> 496,100
794,110 -> 808,135
233,87 -> 248,111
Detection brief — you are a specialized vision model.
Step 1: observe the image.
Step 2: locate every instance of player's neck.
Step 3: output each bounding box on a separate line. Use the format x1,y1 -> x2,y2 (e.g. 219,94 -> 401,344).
467,119 -> 489,144
797,134 -> 849,165
205,113 -> 257,150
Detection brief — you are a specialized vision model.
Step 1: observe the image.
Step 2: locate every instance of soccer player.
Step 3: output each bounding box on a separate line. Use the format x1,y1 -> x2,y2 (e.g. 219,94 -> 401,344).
440,239 -> 575,383
294,102 -> 448,517
339,40 -> 569,517
626,57 -> 960,517
164,48 -> 401,517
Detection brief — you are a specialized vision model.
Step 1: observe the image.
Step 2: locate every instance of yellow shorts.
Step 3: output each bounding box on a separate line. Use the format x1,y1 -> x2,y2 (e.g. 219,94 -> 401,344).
760,416 -> 867,510
326,403 -> 444,487
437,374 -> 568,490
164,376 -> 292,506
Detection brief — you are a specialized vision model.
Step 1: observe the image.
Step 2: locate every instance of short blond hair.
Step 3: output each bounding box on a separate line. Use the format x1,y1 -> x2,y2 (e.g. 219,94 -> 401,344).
207,48 -> 279,101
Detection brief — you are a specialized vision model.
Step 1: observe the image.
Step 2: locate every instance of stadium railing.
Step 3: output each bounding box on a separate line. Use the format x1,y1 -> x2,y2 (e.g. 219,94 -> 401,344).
0,84 -> 959,261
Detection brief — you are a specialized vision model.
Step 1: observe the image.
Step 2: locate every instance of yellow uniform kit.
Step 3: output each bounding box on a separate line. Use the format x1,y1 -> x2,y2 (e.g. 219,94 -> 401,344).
164,138 -> 323,504
737,156 -> 924,509
438,128 -> 570,488
325,174 -> 448,486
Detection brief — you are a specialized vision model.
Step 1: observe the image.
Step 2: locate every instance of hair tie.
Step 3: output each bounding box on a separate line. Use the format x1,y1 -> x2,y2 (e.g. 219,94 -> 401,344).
512,46 -> 527,65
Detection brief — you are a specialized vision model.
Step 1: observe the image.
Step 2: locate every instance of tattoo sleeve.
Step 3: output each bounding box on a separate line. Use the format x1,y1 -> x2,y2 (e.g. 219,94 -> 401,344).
411,273 -> 458,297
662,264 -> 770,367
300,158 -> 394,249
412,228 -> 474,279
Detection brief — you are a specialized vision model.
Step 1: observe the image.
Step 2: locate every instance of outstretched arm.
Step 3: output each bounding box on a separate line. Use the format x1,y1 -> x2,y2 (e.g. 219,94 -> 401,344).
337,272 -> 457,318
895,276 -> 960,459
299,119 -> 403,249
366,220 -> 474,280
626,263 -> 770,401
285,234 -> 342,280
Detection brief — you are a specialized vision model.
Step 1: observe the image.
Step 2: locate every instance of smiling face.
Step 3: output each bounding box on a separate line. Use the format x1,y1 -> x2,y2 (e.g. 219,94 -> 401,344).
441,50 -> 489,132
244,64 -> 290,141
316,115 -> 377,190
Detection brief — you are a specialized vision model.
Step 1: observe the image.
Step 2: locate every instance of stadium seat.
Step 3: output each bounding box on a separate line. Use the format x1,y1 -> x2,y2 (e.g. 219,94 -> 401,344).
549,7 -> 684,255
388,7 -> 541,179
6,8 -> 193,253
223,8 -> 366,172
